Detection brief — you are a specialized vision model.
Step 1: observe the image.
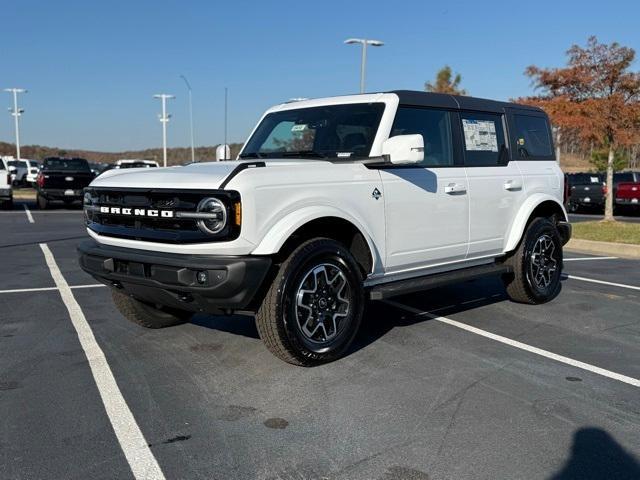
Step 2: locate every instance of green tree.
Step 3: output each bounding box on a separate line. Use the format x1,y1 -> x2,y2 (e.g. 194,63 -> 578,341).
590,148 -> 628,172
425,66 -> 466,95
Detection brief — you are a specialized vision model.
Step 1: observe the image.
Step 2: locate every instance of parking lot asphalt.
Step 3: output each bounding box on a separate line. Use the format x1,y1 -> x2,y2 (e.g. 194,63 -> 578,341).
1,202 -> 639,480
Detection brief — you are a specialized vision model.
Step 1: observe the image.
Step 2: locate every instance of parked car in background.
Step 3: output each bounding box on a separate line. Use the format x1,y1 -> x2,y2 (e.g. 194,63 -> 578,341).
0,158 -> 13,209
89,162 -> 109,176
7,159 -> 27,186
614,171 -> 640,213
25,160 -> 40,185
115,159 -> 159,169
36,157 -> 94,209
565,173 -> 606,212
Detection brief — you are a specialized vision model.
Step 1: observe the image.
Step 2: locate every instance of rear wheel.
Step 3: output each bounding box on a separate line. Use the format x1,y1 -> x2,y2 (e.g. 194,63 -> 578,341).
255,238 -> 365,366
37,194 -> 49,210
111,290 -> 191,328
503,217 -> 563,304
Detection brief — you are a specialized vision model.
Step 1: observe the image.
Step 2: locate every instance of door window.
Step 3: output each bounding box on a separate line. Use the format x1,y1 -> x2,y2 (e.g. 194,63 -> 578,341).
512,114 -> 554,159
390,107 -> 453,166
460,112 -> 507,166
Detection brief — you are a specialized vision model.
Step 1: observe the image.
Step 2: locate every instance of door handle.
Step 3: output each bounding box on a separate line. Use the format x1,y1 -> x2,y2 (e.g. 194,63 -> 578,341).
444,183 -> 467,194
503,180 -> 522,191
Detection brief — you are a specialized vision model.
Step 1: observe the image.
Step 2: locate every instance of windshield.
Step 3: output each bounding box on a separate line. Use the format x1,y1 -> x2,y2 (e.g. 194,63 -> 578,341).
240,103 -> 385,159
44,158 -> 90,171
8,161 -> 19,167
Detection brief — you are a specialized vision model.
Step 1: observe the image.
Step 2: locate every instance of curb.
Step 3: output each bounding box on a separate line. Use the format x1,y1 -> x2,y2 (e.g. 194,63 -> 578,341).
566,238 -> 640,259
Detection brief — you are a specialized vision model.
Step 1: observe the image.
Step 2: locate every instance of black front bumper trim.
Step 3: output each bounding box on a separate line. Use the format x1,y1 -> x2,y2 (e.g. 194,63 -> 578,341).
78,239 -> 271,314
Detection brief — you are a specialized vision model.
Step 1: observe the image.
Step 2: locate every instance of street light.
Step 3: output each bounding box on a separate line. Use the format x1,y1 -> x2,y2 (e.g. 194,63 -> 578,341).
153,94 -> 175,167
179,75 -> 195,163
344,38 -> 384,93
4,88 -> 27,160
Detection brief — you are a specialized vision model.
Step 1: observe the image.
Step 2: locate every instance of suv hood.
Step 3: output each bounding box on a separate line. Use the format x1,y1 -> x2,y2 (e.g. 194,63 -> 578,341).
90,159 -> 325,190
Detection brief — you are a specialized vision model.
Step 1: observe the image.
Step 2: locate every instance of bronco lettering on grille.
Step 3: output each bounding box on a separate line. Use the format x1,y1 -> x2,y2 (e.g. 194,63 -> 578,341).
99,206 -> 174,218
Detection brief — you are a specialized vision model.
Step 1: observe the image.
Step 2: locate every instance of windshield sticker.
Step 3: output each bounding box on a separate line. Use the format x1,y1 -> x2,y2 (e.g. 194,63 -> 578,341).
291,124 -> 307,132
337,152 -> 352,158
462,119 -> 498,152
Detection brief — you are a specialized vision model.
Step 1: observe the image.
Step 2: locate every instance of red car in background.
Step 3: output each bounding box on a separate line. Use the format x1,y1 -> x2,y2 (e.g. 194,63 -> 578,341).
614,171 -> 640,214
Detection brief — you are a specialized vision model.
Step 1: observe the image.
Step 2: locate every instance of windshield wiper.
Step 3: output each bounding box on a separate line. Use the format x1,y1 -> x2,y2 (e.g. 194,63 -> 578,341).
239,152 -> 264,159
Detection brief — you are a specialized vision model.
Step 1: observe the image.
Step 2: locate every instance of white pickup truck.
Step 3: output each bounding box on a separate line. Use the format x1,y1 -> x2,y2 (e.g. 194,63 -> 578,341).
79,91 -> 570,366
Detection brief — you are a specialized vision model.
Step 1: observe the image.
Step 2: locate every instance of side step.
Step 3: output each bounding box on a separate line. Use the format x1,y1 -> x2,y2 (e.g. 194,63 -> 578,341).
369,263 -> 513,301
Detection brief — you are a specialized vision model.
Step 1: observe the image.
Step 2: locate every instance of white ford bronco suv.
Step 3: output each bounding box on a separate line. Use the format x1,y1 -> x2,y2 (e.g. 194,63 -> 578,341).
79,91 -> 571,366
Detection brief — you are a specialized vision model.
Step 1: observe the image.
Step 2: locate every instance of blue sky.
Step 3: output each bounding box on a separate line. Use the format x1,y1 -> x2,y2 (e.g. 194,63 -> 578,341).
2,0 -> 638,152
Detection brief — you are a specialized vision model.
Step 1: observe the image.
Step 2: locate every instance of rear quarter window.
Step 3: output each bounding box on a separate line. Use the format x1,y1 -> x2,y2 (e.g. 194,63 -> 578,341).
510,113 -> 554,160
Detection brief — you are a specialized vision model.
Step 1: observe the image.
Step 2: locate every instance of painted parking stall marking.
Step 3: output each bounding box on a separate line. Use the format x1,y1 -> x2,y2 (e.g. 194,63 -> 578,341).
384,299 -> 640,388
0,284 -> 105,295
23,204 -> 34,223
39,243 -> 166,480
563,274 -> 640,292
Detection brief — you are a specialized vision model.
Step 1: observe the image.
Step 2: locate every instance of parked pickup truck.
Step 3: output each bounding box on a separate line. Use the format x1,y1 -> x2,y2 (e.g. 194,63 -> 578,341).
565,173 -> 605,213
36,157 -> 94,209
616,181 -> 640,212
78,91 -> 571,366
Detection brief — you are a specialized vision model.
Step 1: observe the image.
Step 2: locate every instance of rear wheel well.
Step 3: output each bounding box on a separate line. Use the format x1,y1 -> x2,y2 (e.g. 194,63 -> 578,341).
528,200 -> 567,224
275,217 -> 373,277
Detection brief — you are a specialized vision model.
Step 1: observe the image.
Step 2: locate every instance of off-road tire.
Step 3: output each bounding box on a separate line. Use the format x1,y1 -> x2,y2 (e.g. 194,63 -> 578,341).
37,194 -> 49,210
255,238 -> 365,366
112,290 -> 191,328
503,217 -> 563,304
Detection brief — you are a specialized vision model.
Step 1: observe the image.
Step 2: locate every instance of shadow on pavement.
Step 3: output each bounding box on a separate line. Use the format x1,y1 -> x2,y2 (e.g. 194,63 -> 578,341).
550,427 -> 640,480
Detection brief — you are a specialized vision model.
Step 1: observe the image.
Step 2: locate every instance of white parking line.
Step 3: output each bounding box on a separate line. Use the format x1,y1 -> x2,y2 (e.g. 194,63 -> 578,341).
23,204 -> 34,223
39,244 -> 165,480
383,299 -> 640,388
564,274 -> 640,291
0,284 -> 106,295
564,256 -> 618,262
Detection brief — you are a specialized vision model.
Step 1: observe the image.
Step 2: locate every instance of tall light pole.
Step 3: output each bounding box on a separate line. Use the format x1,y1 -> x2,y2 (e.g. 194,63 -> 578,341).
344,38 -> 384,93
179,75 -> 195,163
4,88 -> 27,160
153,94 -> 175,167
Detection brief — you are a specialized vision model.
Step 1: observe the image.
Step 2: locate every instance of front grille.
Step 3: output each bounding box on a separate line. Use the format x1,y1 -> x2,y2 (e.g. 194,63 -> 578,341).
85,187 -> 240,244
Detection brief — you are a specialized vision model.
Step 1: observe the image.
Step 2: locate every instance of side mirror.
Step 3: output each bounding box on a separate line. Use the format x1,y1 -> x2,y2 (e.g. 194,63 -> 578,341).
216,144 -> 231,161
381,134 -> 424,164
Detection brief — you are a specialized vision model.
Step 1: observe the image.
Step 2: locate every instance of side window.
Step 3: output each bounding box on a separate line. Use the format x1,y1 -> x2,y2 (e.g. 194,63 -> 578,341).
390,107 -> 453,167
460,112 -> 507,166
512,114 -> 553,159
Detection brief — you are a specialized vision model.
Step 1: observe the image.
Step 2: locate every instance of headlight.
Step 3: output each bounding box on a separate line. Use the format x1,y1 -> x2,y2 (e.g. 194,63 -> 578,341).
196,197 -> 227,235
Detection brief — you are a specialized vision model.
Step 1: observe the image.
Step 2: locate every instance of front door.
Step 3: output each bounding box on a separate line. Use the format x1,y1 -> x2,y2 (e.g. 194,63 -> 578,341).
380,106 -> 469,274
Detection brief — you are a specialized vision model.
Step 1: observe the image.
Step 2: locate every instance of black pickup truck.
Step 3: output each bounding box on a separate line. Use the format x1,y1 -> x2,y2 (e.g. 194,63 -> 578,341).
36,157 -> 94,209
565,173 -> 606,213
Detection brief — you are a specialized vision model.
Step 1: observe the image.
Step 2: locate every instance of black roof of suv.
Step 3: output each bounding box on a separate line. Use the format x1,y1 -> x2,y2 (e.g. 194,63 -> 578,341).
389,90 -> 543,114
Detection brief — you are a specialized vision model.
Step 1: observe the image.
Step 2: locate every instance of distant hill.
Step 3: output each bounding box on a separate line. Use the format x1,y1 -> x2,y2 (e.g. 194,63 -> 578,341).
0,142 -> 244,166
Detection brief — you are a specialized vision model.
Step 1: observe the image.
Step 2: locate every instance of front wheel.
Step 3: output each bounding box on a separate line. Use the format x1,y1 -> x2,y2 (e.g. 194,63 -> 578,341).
503,217 -> 563,304
255,238 -> 365,366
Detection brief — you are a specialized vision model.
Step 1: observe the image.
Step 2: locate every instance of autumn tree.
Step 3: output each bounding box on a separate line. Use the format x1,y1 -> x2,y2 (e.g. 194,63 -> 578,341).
519,37 -> 640,221
425,66 -> 466,95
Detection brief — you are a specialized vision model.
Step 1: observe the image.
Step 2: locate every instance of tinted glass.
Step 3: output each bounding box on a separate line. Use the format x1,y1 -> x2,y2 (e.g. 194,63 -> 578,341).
460,112 -> 507,166
513,114 -> 553,158
569,173 -> 602,185
43,158 -> 90,171
0,161 -> 5,170
8,161 -> 19,167
614,172 -> 634,183
241,103 -> 385,159
390,107 -> 453,166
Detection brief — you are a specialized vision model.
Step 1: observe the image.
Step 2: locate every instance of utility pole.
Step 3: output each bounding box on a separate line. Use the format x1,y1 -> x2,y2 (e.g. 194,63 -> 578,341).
4,88 -> 27,160
224,87 -> 228,156
344,39 -> 384,93
153,94 -> 175,167
179,75 -> 195,163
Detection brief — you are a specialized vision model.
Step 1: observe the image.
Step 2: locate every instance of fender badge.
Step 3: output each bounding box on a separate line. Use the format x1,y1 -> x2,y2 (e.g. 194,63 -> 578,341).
372,188 -> 382,200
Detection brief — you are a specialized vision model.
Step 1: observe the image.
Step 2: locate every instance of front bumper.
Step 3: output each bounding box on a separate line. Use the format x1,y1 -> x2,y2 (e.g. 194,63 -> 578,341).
615,198 -> 640,206
78,239 -> 271,314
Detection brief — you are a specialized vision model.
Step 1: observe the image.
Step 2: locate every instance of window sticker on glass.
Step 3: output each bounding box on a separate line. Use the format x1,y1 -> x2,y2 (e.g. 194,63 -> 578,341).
462,119 -> 498,152
291,124 -> 307,132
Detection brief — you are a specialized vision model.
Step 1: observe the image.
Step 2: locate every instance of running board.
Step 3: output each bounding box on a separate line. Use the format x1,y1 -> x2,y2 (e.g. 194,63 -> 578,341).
368,263 -> 513,300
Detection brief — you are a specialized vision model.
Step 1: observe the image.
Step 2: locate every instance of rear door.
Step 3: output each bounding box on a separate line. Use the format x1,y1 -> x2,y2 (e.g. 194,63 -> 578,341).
462,111 -> 526,257
379,106 -> 469,273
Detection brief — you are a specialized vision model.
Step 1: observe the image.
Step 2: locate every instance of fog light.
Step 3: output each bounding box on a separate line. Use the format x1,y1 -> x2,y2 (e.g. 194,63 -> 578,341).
196,271 -> 208,284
